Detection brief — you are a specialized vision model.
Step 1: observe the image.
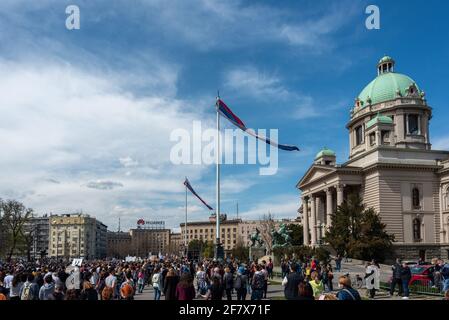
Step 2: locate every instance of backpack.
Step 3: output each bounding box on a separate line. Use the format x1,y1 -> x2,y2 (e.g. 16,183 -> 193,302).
20,283 -> 33,300
233,275 -> 242,290
251,273 -> 264,290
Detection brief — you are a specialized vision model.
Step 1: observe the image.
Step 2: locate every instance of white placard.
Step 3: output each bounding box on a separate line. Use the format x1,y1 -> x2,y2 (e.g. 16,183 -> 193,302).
125,256 -> 137,262
71,258 -> 83,266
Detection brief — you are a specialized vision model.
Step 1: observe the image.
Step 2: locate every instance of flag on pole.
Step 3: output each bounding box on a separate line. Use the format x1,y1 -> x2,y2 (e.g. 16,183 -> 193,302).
184,178 -> 214,211
216,98 -> 300,151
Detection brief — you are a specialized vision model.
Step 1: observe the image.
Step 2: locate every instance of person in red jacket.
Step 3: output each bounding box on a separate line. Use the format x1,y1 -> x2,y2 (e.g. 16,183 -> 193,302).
175,273 -> 196,301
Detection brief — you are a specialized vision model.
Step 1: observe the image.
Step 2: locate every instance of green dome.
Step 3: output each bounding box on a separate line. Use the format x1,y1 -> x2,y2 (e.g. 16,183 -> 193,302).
315,147 -> 335,160
379,55 -> 394,64
366,113 -> 393,128
357,72 -> 421,107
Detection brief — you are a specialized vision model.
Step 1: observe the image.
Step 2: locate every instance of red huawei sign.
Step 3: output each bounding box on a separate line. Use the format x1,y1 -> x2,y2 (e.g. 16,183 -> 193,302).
137,219 -> 145,225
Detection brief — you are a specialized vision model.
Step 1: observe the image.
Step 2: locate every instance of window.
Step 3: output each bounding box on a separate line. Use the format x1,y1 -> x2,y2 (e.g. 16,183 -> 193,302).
407,114 -> 419,135
369,132 -> 376,146
413,218 -> 422,242
381,131 -> 390,145
355,125 -> 364,145
412,188 -> 420,209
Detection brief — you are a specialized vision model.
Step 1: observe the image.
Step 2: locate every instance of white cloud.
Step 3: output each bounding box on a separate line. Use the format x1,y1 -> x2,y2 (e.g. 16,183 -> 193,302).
240,195 -> 299,221
224,66 -> 322,119
119,157 -> 139,168
0,59 -> 215,229
224,67 -> 289,99
85,180 -> 124,190
131,0 -> 356,51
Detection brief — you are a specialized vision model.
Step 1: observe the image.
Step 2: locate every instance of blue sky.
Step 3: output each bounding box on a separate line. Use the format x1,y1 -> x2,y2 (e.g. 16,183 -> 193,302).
0,0 -> 448,232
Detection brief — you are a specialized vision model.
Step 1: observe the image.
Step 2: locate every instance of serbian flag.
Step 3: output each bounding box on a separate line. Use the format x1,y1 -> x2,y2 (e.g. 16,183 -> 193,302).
216,99 -> 300,151
184,178 -> 213,211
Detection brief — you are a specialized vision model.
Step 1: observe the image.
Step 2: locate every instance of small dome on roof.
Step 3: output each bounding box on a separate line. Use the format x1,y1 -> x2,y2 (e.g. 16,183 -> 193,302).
315,147 -> 335,160
366,112 -> 393,128
379,55 -> 395,64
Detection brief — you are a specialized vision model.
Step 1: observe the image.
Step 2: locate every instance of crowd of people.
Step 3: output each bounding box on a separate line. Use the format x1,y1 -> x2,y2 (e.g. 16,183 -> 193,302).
1,254 -> 449,301
280,256 -> 360,300
0,255 -> 275,301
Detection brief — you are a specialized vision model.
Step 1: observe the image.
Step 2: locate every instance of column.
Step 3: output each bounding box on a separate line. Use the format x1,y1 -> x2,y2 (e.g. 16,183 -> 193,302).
310,195 -> 317,246
316,197 -> 321,243
337,184 -> 344,206
326,188 -> 333,228
302,197 -> 310,245
439,184 -> 446,244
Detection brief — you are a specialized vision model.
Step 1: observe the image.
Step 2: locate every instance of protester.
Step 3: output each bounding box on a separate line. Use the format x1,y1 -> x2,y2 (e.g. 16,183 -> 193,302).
196,266 -> 208,297
137,268 -> 145,294
163,268 -> 179,300
250,265 -> 265,300
203,275 -> 224,300
234,266 -> 248,301
9,274 -> 23,301
282,263 -> 304,300
309,271 -> 324,298
365,260 -> 380,299
38,275 -> 55,300
223,267 -> 234,301
336,275 -> 361,301
52,284 -> 65,300
152,267 -> 162,300
390,258 -> 403,296
80,279 -> 98,300
442,260 -> 449,293
19,273 -> 39,300
400,262 -> 412,299
295,281 -> 315,301
101,286 -> 113,300
120,282 -> 134,300
175,273 -> 195,300
65,289 -> 78,300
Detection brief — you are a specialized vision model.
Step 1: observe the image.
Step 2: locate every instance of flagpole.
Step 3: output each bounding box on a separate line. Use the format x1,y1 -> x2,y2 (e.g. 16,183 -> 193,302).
215,94 -> 221,259
185,180 -> 188,258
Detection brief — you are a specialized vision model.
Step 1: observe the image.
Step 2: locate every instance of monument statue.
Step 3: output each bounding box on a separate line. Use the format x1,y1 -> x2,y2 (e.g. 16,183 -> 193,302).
271,223 -> 292,249
249,228 -> 264,248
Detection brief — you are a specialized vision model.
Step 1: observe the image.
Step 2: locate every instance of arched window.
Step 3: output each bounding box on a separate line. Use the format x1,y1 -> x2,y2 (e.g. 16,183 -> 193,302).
412,188 -> 420,209
413,218 -> 421,242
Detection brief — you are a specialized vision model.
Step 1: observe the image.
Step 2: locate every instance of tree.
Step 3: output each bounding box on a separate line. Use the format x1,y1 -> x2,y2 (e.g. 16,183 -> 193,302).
259,212 -> 275,254
201,241 -> 215,259
287,224 -> 303,246
324,193 -> 394,262
1,199 -> 33,261
231,244 -> 249,262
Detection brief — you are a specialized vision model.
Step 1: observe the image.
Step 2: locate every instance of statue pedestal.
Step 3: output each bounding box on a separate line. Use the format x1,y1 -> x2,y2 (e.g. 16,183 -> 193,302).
249,246 -> 266,262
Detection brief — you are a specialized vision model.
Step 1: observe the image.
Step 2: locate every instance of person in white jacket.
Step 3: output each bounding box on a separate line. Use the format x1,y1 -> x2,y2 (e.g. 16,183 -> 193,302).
365,260 -> 380,299
152,267 -> 162,300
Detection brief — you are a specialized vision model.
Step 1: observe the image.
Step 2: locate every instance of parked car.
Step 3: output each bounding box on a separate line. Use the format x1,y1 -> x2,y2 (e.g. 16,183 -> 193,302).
387,265 -> 434,286
409,265 -> 434,286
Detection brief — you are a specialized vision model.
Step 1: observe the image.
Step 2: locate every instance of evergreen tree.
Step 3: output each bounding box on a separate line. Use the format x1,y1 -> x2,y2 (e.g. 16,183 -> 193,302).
286,224 -> 303,246
324,193 -> 394,262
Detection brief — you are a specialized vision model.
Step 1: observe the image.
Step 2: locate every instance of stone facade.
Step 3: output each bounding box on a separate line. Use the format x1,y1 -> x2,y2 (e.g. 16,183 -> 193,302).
49,213 -> 108,260
297,56 -> 449,261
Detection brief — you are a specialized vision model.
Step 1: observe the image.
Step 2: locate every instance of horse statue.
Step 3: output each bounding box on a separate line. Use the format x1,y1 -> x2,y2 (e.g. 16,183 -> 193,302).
249,228 -> 264,248
271,223 -> 292,249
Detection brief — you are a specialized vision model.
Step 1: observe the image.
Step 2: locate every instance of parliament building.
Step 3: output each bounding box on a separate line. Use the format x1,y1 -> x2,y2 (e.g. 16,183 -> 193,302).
297,56 -> 449,260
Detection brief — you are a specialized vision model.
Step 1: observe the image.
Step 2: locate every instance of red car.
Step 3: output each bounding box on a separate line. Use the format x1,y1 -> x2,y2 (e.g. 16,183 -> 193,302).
409,265 -> 434,286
